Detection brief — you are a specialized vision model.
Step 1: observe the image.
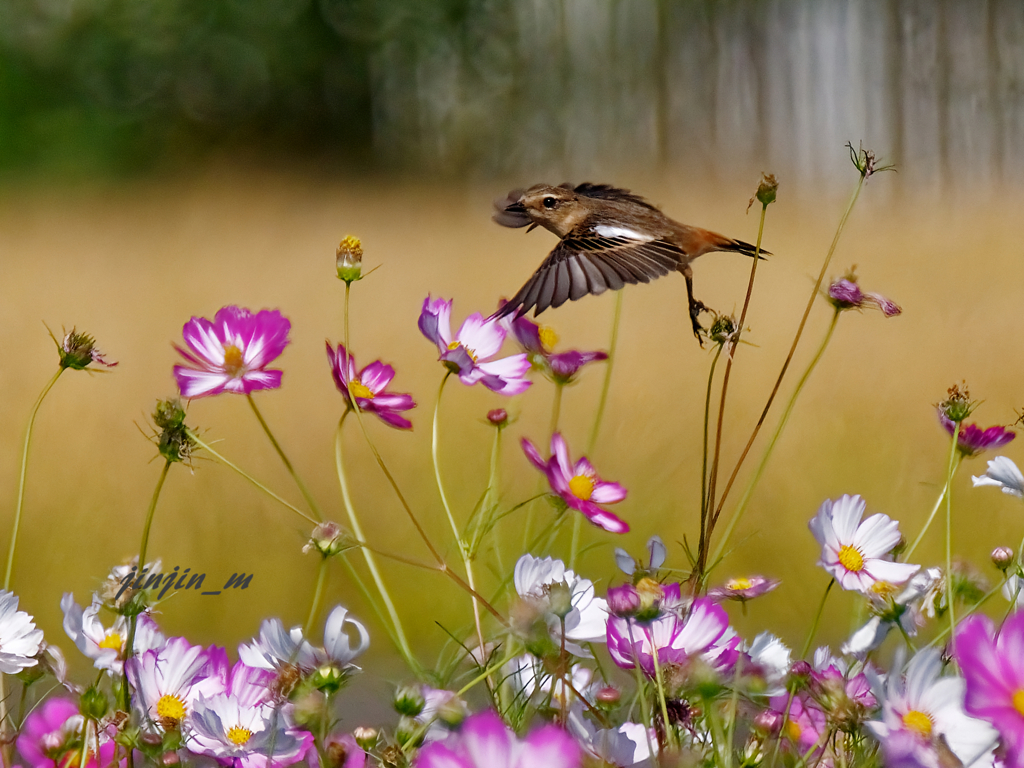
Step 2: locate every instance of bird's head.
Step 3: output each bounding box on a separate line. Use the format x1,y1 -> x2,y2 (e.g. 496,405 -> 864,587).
492,184 -> 588,237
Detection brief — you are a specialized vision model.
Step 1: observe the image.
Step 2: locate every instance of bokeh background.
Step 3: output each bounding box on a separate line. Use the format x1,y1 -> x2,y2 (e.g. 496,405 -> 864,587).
2,0 -> 1024,725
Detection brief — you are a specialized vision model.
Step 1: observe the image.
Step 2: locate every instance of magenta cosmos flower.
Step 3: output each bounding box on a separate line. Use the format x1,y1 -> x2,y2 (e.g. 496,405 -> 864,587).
173,306 -> 291,398
939,413 -> 1015,458
606,597 -> 729,676
955,611 -> 1024,767
418,296 -> 531,395
808,494 -> 919,593
507,313 -> 607,384
522,433 -> 628,533
708,576 -> 780,603
326,342 -> 416,429
414,710 -> 580,768
827,276 -> 901,317
17,698 -> 116,768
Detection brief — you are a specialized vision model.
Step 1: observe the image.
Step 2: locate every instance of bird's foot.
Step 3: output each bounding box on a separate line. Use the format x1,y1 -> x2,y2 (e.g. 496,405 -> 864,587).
689,299 -> 710,346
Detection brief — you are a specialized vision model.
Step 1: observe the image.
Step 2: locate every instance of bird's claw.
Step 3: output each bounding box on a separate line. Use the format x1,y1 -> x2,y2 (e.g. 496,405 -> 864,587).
689,300 -> 710,346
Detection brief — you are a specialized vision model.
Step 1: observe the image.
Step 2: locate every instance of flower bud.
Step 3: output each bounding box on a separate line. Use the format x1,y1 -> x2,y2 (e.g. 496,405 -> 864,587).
547,581 -> 573,619
607,584 -> 641,618
353,726 -> 378,751
788,660 -> 813,691
53,327 -> 117,370
634,577 -> 665,621
80,686 -> 109,720
161,752 -> 180,766
435,694 -> 468,727
393,685 -> 426,717
992,547 -> 1015,571
394,715 -> 420,747
595,687 -> 620,707
303,521 -> 348,557
755,173 -> 779,208
336,235 -> 363,283
487,409 -> 508,427
753,709 -> 783,736
311,663 -> 346,694
827,277 -> 863,310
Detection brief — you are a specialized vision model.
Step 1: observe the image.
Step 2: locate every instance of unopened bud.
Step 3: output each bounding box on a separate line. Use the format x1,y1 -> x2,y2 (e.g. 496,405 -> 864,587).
754,173 -> 779,208
161,752 -> 180,766
547,581 -> 573,619
394,715 -> 420,747
753,709 -> 783,736
311,663 -> 346,694
353,726 -> 378,751
607,584 -> 641,618
992,547 -> 1015,571
336,236 -> 363,283
487,408 -> 508,427
393,685 -> 425,717
80,686 -> 109,720
595,687 -> 620,707
303,521 -> 348,557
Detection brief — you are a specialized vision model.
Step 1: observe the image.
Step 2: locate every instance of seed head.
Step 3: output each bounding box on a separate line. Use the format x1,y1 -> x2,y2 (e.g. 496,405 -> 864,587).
152,399 -> 197,464
937,382 -> 975,424
748,172 -> 779,211
53,327 -> 117,370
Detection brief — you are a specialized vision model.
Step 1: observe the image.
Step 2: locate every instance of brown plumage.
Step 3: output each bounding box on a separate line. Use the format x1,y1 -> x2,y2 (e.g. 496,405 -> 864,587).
491,182 -> 769,340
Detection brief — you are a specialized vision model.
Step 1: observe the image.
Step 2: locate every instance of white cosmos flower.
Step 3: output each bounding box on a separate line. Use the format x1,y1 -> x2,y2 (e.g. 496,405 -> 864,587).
61,593 -> 165,673
808,494 -> 919,592
505,654 -> 593,710
746,632 -> 792,696
0,589 -> 44,674
239,605 -> 369,672
568,704 -> 656,767
1002,574 -> 1024,608
843,567 -> 942,657
127,637 -> 221,732
513,554 -> 607,657
866,649 -> 998,768
972,456 -> 1024,498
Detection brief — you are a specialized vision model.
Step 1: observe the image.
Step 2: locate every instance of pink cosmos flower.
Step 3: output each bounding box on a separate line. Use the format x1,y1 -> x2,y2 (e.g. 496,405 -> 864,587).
326,342 -> 416,429
522,433 -> 628,533
808,494 -> 919,592
708,576 -> 780,603
606,597 -> 729,677
127,637 -> 223,732
174,306 -> 291,398
955,611 -> 1024,767
506,314 -> 607,384
939,413 -> 1015,458
17,698 -> 116,768
414,710 -> 580,768
418,296 -> 531,395
770,694 -> 827,755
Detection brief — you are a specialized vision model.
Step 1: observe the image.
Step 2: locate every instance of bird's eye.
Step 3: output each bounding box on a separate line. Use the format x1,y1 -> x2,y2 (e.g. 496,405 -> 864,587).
543,196 -> 558,209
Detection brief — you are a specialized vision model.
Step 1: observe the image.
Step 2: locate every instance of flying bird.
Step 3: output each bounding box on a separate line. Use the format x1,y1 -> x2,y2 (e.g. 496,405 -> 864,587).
491,182 -> 769,340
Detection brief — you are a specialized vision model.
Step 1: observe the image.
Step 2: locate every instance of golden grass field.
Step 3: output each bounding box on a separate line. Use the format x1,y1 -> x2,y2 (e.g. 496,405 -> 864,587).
2,164 -> 1023,717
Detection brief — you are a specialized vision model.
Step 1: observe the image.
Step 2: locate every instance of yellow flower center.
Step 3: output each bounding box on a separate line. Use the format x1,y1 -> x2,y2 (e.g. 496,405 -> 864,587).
349,381 -> 374,399
226,726 -> 253,746
786,720 -> 802,742
568,474 -> 594,500
447,341 -> 478,362
223,344 -> 245,376
98,632 -> 123,651
902,709 -> 933,738
539,325 -> 559,352
871,580 -> 898,598
1013,689 -> 1024,718
838,544 -> 865,572
156,694 -> 187,722
727,578 -> 752,591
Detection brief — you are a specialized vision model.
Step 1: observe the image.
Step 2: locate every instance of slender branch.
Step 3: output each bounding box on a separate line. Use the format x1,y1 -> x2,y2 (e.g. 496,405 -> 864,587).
904,456 -> 962,560
303,557 -> 330,637
246,394 -> 323,521
587,290 -> 624,455
943,424 -> 961,651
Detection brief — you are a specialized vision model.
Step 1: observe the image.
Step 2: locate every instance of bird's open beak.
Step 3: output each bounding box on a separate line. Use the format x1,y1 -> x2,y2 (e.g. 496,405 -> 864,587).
503,200 -> 527,215
492,190 -> 532,229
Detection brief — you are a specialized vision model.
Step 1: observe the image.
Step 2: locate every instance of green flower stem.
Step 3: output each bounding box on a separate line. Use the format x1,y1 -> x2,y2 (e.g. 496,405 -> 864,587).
588,290 -> 624,455
943,424 -> 961,650
905,455 -> 963,560
926,578 -> 1003,649
246,393 -> 323,522
569,513 -> 583,571
186,431 -> 317,525
697,345 -> 725,575
700,199 -> 770,579
335,413 -> 418,671
122,459 -> 173,713
626,623 -> 657,762
5,367 -> 63,590
432,372 -> 486,652
471,424 -> 504,566
800,579 -> 834,658
710,174 -> 867,528
709,310 -> 841,573
550,381 -> 564,436
650,643 -> 677,752
303,556 -> 329,638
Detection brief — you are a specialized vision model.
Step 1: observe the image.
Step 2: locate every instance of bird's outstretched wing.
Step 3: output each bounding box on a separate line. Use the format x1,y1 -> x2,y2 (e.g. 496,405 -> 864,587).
492,227 -> 683,319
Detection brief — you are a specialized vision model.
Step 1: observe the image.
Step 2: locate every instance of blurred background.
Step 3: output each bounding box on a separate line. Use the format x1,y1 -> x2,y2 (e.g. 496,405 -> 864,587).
2,0 -> 1024,725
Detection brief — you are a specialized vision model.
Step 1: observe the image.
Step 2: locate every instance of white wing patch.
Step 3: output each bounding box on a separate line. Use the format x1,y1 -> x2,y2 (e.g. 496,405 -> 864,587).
592,224 -> 652,241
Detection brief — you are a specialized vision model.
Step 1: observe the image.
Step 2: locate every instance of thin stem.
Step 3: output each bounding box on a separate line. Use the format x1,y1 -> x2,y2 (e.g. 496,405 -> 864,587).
904,457 -> 962,560
651,644 -> 676,752
569,513 -> 583,571
709,311 -> 841,572
335,414 -> 418,670
472,425 -> 504,564
711,176 -> 867,522
587,290 -> 624,455
550,382 -> 564,436
944,424 -> 960,651
697,346 -> 725,575
122,460 -> 173,713
801,580 -> 834,658
432,372 -> 486,652
246,394 -> 323,521
5,368 -> 63,590
303,557 -> 329,638
187,431 -> 317,525
626,623 -> 657,763
700,200 -> 770,579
